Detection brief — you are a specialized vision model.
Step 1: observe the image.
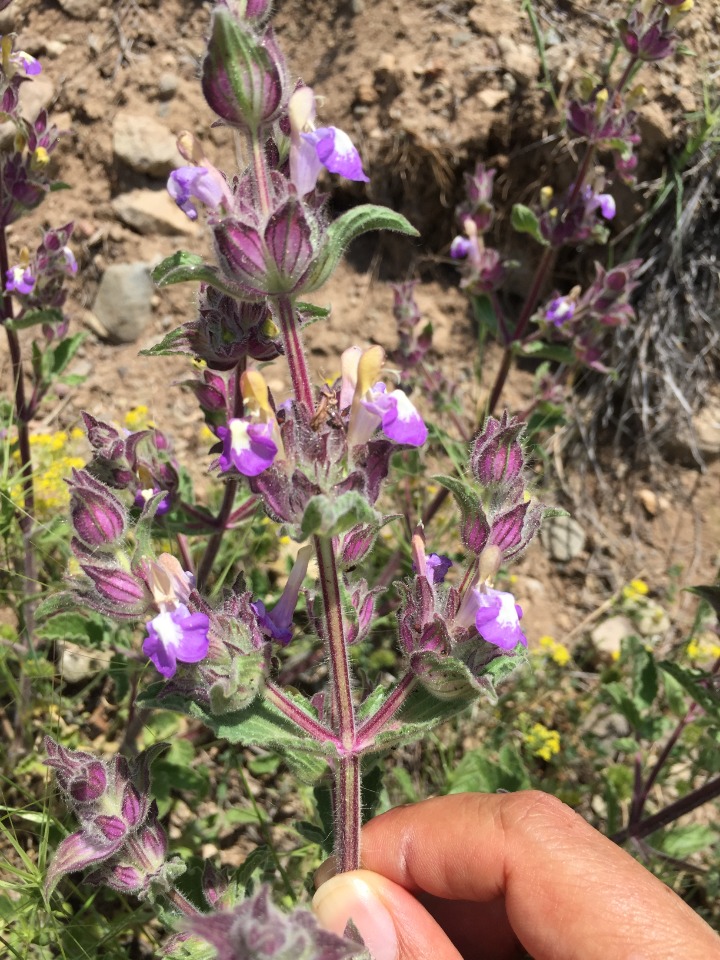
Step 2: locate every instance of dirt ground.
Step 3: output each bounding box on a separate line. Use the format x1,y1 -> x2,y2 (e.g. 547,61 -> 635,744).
2,0 -> 719,645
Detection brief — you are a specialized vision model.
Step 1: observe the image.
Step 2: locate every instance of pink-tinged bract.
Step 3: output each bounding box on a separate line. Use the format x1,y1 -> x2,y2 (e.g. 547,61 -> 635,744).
217,419 -> 277,476
142,603 -> 210,678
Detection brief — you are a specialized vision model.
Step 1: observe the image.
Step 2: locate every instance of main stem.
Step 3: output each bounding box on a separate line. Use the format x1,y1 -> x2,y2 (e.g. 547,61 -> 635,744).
276,295 -> 314,414
315,534 -> 360,873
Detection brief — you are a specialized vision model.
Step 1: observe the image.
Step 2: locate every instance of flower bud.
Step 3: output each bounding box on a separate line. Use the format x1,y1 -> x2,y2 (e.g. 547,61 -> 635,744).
80,564 -> 149,610
68,469 -> 127,549
470,414 -> 525,487
202,6 -> 287,130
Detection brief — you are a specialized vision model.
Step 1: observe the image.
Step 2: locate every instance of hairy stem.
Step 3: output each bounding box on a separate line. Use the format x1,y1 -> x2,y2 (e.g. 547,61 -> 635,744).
355,673 -> 417,749
265,681 -> 341,746
314,534 -> 360,871
275,295 -> 314,413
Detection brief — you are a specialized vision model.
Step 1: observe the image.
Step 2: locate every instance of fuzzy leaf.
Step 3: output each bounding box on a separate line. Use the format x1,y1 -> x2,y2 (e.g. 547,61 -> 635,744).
339,514 -> 402,570
515,340 -> 575,364
433,475 -> 482,517
305,205 -> 419,293
152,251 -> 252,298
659,824 -> 718,858
139,326 -> 188,358
300,492 -> 377,540
657,661 -> 719,717
511,203 -> 549,246
45,831 -> 122,897
137,687 -> 331,782
5,307 -> 65,331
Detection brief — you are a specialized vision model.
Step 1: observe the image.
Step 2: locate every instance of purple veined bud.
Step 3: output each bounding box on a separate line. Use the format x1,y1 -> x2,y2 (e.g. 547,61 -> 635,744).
489,501 -> 530,553
106,864 -> 144,892
202,861 -> 228,909
94,815 -> 127,842
80,564 -> 149,609
470,413 -> 525,487
201,6 -> 287,131
138,817 -> 168,863
68,469 -> 127,549
461,511 -> 490,553
44,738 -> 109,803
121,783 -> 144,827
68,761 -> 107,803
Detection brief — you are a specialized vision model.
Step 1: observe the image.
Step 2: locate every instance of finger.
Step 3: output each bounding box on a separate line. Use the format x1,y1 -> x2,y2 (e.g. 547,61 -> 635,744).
358,791 -> 720,960
312,868 -> 465,960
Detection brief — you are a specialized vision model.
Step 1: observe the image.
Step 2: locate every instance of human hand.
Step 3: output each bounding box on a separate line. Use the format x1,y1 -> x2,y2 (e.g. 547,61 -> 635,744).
312,791 -> 720,960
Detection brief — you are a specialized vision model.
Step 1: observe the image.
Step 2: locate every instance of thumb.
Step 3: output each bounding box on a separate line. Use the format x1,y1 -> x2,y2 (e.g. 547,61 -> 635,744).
312,869 -> 462,960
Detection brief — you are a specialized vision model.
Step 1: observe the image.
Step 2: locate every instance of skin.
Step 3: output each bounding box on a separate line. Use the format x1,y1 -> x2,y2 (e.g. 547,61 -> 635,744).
312,791 -> 720,960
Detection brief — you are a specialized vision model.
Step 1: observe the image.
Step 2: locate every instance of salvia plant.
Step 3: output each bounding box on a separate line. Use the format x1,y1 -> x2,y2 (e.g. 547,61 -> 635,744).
0,0 -> 710,956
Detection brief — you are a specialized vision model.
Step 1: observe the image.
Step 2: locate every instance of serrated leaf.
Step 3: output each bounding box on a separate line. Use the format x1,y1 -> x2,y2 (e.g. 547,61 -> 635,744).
305,205 -> 419,292
511,203 -> 549,246
433,475 -> 481,516
300,492 -> 377,539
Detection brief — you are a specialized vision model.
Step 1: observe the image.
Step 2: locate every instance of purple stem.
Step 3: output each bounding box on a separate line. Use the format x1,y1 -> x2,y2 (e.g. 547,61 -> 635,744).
275,295 -> 314,413
355,673 -> 417,749
612,775 -> 720,846
265,681 -> 341,746
315,534 -> 360,873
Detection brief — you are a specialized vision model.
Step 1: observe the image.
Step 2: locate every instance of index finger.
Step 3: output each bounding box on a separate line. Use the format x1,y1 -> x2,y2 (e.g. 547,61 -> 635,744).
359,791 -> 720,960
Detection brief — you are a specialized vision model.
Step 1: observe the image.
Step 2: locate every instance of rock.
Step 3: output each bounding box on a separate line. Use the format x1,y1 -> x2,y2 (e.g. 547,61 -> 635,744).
540,515 -> 586,562
112,188 -> 197,236
636,603 -> 671,637
637,488 -> 658,516
112,112 -> 180,178
59,641 -> 111,683
637,102 -> 673,154
476,88 -> 508,110
57,0 -> 97,19
157,72 -> 179,101
500,40 -> 538,86
92,263 -> 154,343
46,40 -> 67,59
591,615 -> 636,658
667,393 -> 720,465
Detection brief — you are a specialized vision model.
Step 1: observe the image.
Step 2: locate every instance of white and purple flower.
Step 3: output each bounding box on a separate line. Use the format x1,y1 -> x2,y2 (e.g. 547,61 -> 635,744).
545,296 -> 576,327
341,345 -> 427,447
6,264 -> 36,295
216,419 -> 278,476
142,603 -> 210,678
288,87 -> 369,196
168,165 -> 226,221
457,585 -> 527,652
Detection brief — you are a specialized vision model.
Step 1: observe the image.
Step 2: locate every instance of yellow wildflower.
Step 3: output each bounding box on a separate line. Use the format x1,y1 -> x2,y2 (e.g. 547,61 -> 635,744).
535,635 -> 571,667
124,405 -> 154,431
524,723 -> 561,762
621,578 -> 649,602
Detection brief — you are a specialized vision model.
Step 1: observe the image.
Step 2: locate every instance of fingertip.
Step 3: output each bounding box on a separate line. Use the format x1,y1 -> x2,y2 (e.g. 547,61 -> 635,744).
313,869 -> 462,960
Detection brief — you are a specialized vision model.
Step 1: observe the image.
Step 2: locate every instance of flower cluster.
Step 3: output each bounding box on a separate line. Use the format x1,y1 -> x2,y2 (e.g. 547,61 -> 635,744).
566,84 -> 641,183
5,223 -> 77,311
523,722 -> 561,762
538,259 -> 643,371
534,635 -> 571,667
619,0 -> 694,63
8,428 -> 84,516
44,739 -> 185,899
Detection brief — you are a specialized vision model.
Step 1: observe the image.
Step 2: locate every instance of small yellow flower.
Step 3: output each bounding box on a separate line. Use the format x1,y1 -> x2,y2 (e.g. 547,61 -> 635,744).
621,578 -> 649,602
199,424 -> 215,444
124,405 -> 153,431
687,637 -> 720,661
524,723 -> 561,762
535,635 -> 571,667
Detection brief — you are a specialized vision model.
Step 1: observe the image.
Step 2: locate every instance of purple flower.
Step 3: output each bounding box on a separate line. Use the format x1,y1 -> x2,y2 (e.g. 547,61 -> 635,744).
133,487 -> 171,516
142,603 -> 210,678
594,192 -> 616,220
450,236 -> 472,259
545,296 -> 576,327
13,50 -> 42,76
6,264 -> 36,294
361,383 -> 428,446
457,586 -> 527,651
289,86 -> 368,195
252,544 -> 312,645
167,165 -> 225,220
426,553 -> 452,585
216,419 -> 278,476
